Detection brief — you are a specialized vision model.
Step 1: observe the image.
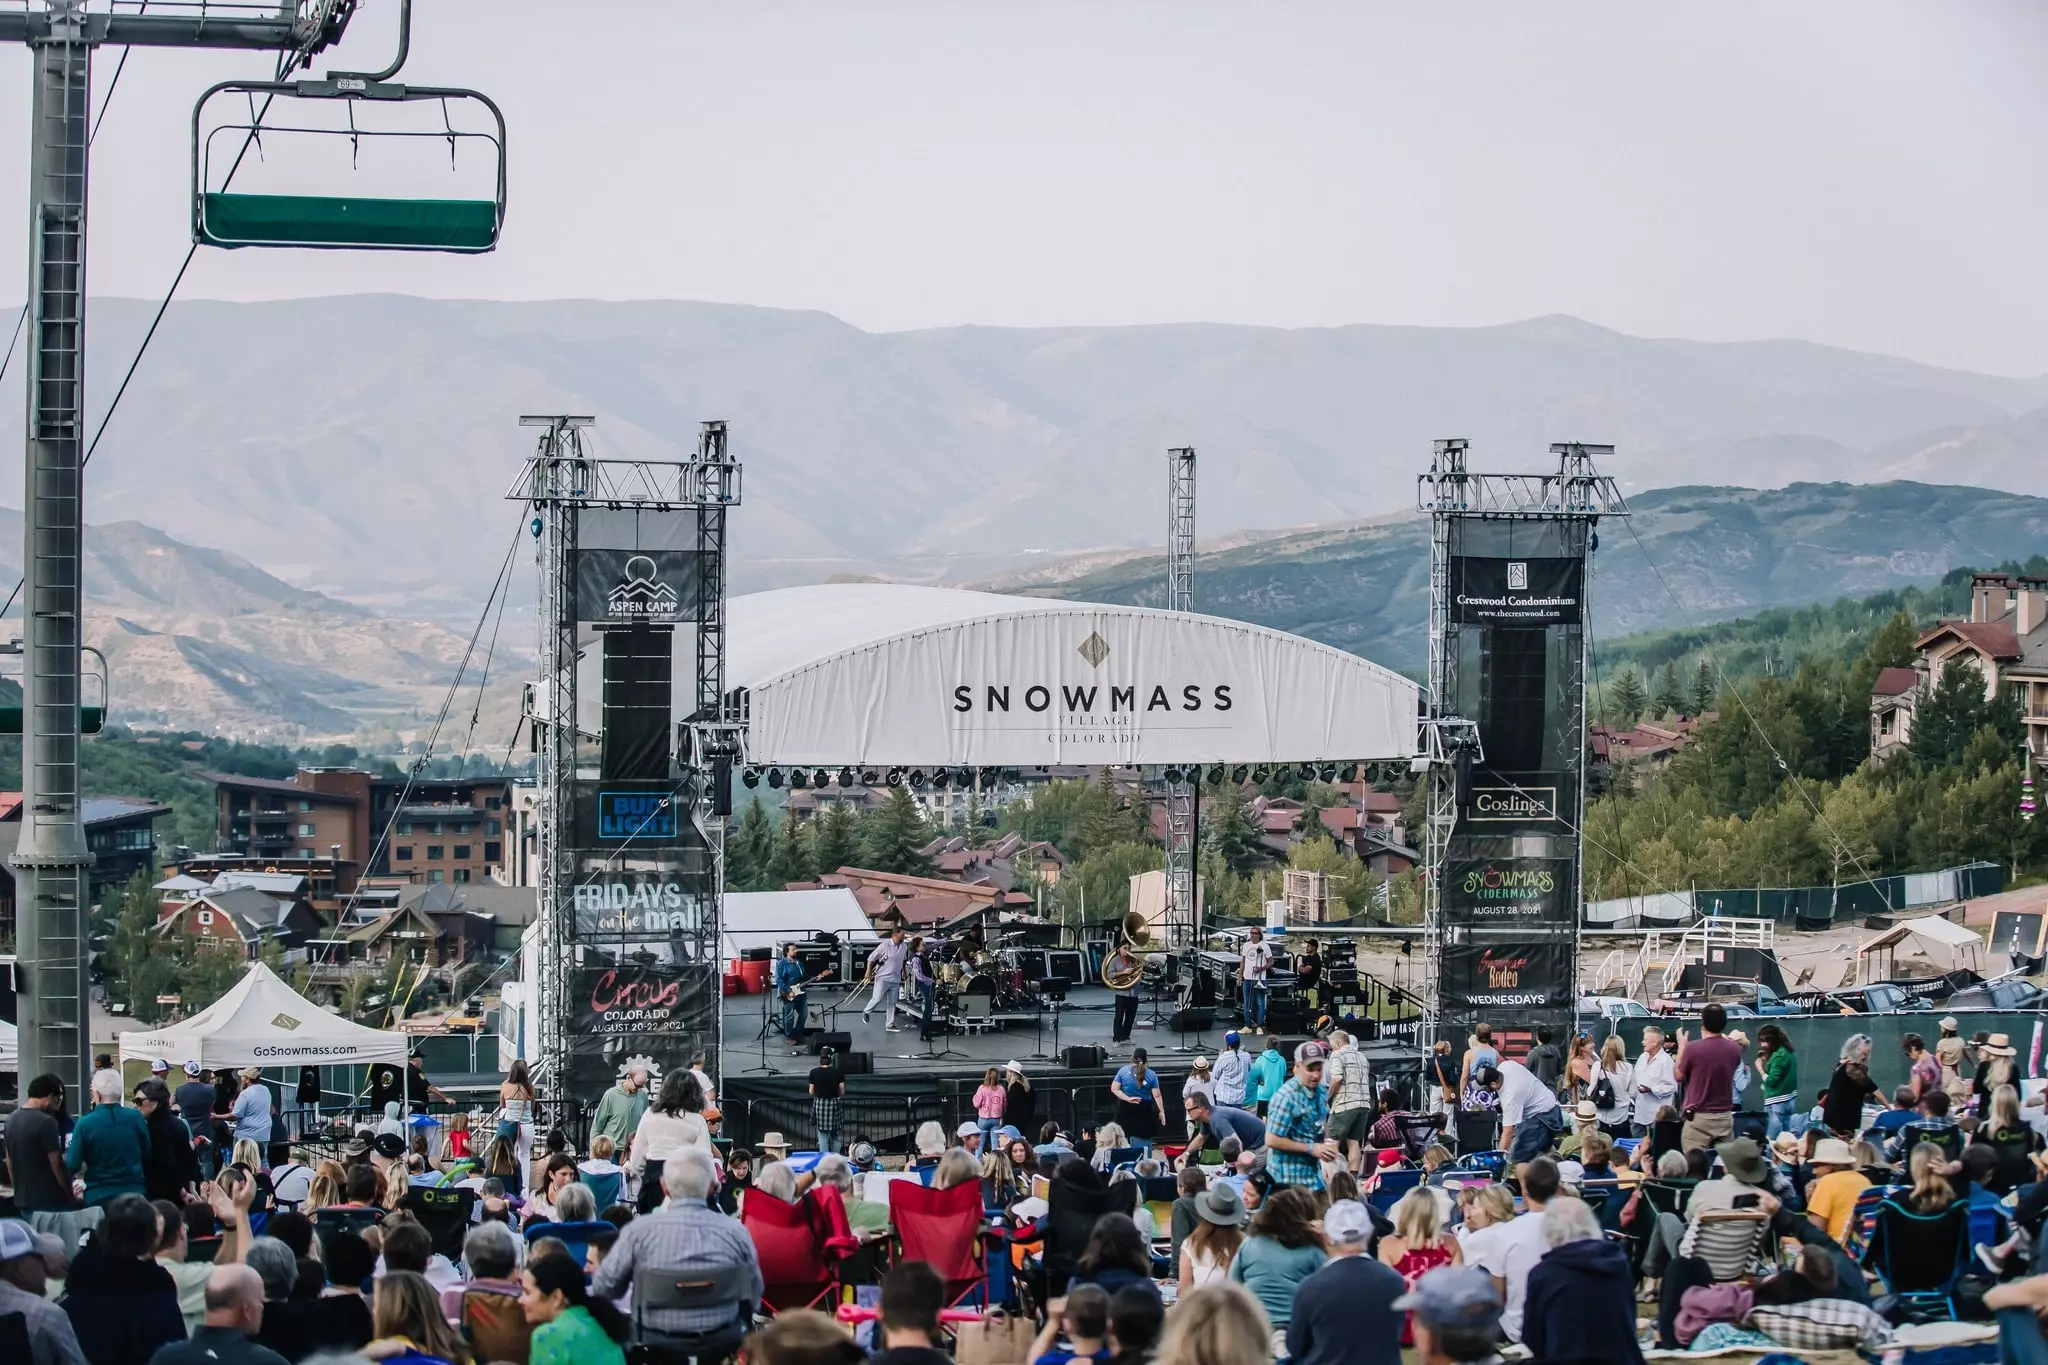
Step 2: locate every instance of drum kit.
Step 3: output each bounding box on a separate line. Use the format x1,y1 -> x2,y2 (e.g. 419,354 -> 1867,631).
933,941 -> 1036,1014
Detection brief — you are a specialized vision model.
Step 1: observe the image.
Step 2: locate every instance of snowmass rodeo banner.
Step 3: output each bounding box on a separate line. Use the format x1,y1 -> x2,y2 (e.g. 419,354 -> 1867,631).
1439,940 -> 1574,1011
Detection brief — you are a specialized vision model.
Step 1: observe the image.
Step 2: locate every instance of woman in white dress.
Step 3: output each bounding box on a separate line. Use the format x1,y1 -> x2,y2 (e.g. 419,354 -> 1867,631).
1178,1181 -> 1248,1294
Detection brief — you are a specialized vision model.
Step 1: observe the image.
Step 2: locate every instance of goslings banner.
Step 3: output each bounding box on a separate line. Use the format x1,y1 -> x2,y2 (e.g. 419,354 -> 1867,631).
1450,557 -> 1583,626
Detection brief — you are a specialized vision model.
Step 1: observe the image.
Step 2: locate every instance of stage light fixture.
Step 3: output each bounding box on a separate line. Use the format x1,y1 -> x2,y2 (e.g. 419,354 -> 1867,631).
930,770 -> 950,790
1252,766 -> 1270,784
1206,765 -> 1225,784
1340,764 -> 1358,783
839,768 -> 855,787
741,768 -> 760,789
1318,766 -> 1337,783
1163,766 -> 1182,784
767,768 -> 784,789
886,768 -> 904,787
789,769 -> 808,789
813,770 -> 829,789
861,770 -> 880,786
1299,763 -> 1319,782
909,769 -> 928,788
1232,765 -> 1249,784
981,767 -> 1000,786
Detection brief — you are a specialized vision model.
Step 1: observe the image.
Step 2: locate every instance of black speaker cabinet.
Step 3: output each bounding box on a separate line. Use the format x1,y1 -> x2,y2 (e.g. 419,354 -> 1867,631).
1061,1044 -> 1105,1069
793,945 -> 839,980
740,946 -> 774,963
815,1031 -> 852,1056
1703,945 -> 1763,985
838,1050 -> 873,1075
1169,1007 -> 1215,1033
1046,950 -> 1086,984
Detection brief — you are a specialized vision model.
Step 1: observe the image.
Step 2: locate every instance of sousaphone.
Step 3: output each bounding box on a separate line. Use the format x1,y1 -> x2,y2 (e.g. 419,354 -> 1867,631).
1101,911 -> 1160,990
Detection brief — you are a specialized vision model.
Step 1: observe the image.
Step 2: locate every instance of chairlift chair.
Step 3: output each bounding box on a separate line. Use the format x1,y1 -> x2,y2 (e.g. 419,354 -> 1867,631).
192,76 -> 506,253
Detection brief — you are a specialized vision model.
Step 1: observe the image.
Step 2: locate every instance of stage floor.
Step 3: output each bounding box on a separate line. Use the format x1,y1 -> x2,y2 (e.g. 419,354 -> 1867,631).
719,980 -> 1236,1079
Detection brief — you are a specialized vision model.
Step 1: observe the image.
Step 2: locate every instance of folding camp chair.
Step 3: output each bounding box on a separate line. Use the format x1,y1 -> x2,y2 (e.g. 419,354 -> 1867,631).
1453,1111 -> 1499,1155
631,1264 -> 754,1365
455,1284 -> 531,1365
1865,1198 -> 1970,1321
1689,1209 -> 1772,1283
1397,1113 -> 1447,1162
399,1186 -> 477,1263
1842,1185 -> 1897,1261
310,1204 -> 384,1260
524,1219 -> 614,1272
892,1179 -> 991,1308
740,1190 -> 840,1313
1366,1167 -> 1424,1215
1897,1124 -> 1964,1163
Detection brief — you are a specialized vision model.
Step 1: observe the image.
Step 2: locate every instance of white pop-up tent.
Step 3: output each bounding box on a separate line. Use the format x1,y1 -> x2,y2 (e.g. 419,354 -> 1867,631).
118,961 -> 407,1070
1858,913 -> 1985,981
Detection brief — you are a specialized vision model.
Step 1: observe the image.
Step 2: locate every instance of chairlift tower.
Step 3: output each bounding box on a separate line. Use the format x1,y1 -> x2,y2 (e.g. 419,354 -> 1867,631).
0,0 -> 500,1109
1163,447 -> 1198,949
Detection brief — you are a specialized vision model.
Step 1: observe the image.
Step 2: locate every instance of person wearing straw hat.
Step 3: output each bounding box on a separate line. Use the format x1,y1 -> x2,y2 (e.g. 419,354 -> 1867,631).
1802,1136 -> 1869,1243
1178,1181 -> 1249,1293
1559,1100 -> 1602,1160
1936,1015 -> 1972,1110
1978,1033 -> 2019,1110
758,1132 -> 792,1162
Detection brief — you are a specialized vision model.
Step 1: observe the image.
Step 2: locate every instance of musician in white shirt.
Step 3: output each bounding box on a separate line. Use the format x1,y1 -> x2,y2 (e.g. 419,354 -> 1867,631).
859,926 -> 911,1031
1238,927 -> 1274,1035
1632,1026 -> 1679,1132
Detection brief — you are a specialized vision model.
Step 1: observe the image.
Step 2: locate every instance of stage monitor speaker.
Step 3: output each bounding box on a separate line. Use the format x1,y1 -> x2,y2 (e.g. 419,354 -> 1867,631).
838,1050 -> 873,1075
1046,950 -> 1086,984
741,946 -> 774,962
1010,949 -> 1048,983
815,1031 -> 852,1056
1169,1007 -> 1215,1033
1061,1045 -> 1105,1069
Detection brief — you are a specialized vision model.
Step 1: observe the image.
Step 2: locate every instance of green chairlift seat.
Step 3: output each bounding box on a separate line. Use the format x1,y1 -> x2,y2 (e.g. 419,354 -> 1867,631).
0,646 -> 108,734
199,192 -> 499,252
193,78 -> 506,254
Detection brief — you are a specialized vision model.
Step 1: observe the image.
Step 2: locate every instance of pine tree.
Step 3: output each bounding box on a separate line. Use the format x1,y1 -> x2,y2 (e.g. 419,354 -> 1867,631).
1609,668 -> 1648,726
1075,768 -> 1144,859
1653,661 -> 1685,719
808,799 -> 860,875
1691,659 -> 1716,716
728,798 -> 776,891
769,812 -> 817,887
1911,658 -> 1991,770
1202,783 -> 1266,878
859,786 -> 934,876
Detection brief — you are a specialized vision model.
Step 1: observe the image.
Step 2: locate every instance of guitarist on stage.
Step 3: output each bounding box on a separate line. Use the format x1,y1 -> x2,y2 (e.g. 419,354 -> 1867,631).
775,942 -> 830,1055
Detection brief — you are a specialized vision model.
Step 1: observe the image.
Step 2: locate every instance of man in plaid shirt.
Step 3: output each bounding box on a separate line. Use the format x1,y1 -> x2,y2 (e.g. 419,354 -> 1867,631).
594,1148 -> 761,1336
1325,1029 -> 1372,1174
1264,1040 -> 1337,1191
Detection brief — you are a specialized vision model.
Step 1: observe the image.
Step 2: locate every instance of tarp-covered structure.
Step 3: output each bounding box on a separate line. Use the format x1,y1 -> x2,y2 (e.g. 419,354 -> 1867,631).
1858,914 -> 1985,977
726,585 -> 1420,768
119,961 -> 408,1070
721,888 -> 876,961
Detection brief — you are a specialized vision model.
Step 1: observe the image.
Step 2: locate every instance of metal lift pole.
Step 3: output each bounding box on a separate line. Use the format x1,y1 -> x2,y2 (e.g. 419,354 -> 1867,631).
0,1 -> 353,1110
1164,447 -> 1197,949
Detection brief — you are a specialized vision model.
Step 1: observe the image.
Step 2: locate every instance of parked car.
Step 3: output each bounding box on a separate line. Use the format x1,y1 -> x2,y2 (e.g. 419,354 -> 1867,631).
1577,995 -> 1652,1026
1653,980 -> 1799,1016
1809,982 -> 1935,1015
1945,977 -> 2048,1011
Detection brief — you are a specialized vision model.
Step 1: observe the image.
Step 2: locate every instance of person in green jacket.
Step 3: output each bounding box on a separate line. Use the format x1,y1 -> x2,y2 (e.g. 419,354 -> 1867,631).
1755,1023 -> 1799,1141
68,1069 -> 150,1206
521,1249 -> 630,1365
1249,1039 -> 1290,1117
589,1063 -> 650,1152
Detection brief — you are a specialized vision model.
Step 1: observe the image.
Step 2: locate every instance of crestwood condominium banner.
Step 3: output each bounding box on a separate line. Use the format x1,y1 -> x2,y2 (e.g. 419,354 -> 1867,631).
1449,556 -> 1584,626
745,606 -> 1421,767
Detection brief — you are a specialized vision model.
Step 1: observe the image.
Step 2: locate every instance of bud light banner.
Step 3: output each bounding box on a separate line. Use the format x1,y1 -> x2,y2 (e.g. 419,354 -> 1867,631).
1439,939 -> 1573,1010
1444,857 -> 1571,923
1450,557 -> 1583,626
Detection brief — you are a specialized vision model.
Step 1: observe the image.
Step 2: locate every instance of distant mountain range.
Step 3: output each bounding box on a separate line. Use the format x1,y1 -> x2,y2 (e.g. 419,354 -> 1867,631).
11,297 -> 2048,616
991,482 -> 2048,675
0,509 -> 525,743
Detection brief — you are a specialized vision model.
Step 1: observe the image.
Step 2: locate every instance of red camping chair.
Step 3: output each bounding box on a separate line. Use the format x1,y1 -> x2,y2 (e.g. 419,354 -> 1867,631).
741,1189 -> 840,1313
891,1179 -> 990,1308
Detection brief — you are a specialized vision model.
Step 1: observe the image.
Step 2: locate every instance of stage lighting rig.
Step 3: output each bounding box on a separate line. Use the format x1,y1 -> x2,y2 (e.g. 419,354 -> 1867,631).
742,768 -> 761,789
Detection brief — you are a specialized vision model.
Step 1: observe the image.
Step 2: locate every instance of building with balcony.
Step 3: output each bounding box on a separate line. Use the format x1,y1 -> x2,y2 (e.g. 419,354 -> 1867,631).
213,768 -> 515,885
1887,572 -> 2048,760
0,794 -> 169,941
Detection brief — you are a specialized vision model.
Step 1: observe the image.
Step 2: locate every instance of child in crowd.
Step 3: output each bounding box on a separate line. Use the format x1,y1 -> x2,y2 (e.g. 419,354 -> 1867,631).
1030,1284 -> 1113,1365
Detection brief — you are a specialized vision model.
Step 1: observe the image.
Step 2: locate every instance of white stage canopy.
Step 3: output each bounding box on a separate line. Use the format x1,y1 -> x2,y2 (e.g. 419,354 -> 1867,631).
119,961 -> 408,1070
722,888 -> 876,961
727,585 -> 1420,767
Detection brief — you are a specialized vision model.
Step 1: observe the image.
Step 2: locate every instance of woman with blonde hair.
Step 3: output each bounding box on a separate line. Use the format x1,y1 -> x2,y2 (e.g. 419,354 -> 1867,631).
1090,1122 -> 1129,1172
1900,1141 -> 1957,1214
369,1267 -> 472,1363
933,1147 -> 981,1192
1155,1281 -> 1273,1365
304,1159 -> 348,1214
1379,1185 -> 1461,1343
1593,1034 -> 1634,1133
1456,1181 -> 1515,1247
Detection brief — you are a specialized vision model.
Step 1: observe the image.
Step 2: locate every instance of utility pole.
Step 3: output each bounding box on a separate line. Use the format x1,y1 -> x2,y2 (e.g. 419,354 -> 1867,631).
0,1 -> 355,1110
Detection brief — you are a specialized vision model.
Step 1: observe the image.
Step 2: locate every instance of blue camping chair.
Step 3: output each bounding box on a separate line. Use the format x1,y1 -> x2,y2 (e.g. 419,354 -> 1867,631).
1366,1167 -> 1424,1215
1864,1198 -> 1970,1321
524,1219 -> 616,1271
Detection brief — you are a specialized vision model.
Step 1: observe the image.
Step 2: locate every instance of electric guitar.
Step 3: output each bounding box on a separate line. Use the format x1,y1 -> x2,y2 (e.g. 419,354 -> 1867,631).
785,968 -> 832,1002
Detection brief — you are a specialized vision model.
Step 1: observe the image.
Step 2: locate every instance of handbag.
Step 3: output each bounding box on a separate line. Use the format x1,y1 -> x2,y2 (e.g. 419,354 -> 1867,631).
955,1311 -> 1039,1365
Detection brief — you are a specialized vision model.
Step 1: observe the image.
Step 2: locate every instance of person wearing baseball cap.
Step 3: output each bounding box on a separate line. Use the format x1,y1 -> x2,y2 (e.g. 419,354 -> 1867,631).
0,1218 -> 83,1365
1393,1266 -> 1506,1365
1285,1198 -> 1405,1365
1263,1041 -> 1337,1192
955,1121 -> 984,1156
1212,1031 -> 1251,1111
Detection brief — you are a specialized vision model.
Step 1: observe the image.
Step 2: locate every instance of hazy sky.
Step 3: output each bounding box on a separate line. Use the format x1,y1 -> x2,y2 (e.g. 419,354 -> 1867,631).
0,0 -> 2043,374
